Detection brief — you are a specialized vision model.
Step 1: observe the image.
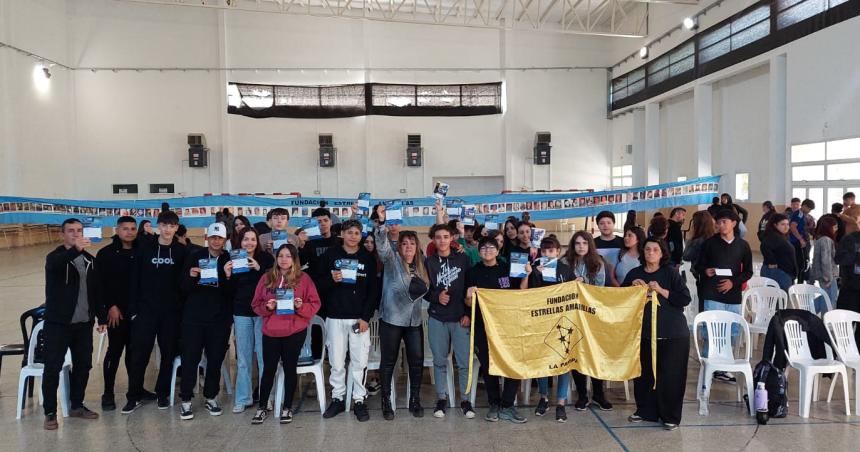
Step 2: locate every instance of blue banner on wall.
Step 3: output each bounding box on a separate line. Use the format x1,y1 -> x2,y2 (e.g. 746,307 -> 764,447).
0,176 -> 720,228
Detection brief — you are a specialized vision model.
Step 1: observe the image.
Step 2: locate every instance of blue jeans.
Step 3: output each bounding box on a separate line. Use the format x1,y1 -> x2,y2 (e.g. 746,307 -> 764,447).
761,266 -> 793,292
233,315 -> 263,408
537,373 -> 571,402
702,300 -> 743,356
427,316 -> 471,401
817,281 -> 838,314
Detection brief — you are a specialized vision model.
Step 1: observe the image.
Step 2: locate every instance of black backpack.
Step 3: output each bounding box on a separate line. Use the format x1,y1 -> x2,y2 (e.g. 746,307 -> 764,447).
752,360 -> 788,418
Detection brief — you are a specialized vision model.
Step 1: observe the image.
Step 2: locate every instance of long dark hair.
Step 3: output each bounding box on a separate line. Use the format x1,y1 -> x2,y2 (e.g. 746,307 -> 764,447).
815,215 -> 838,241
623,210 -> 637,232
619,226 -> 646,262
230,215 -> 251,249
137,220 -> 152,239
689,211 -> 715,241
236,227 -> 263,258
762,201 -> 775,213
765,213 -> 789,235
565,231 -> 602,281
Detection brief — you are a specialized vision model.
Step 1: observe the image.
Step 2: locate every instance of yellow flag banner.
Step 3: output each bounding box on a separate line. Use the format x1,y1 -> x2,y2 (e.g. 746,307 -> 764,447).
467,281 -> 653,387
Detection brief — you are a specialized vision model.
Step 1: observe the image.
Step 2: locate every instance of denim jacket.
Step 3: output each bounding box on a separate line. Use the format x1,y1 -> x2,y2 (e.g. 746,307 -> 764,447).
375,226 -> 426,327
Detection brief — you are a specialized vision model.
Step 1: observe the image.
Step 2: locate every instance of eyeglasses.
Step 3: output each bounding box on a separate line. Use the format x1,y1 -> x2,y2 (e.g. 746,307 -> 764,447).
479,246 -> 498,252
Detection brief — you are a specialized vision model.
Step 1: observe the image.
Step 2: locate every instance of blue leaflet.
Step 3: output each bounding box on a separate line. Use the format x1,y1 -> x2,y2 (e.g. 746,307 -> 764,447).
484,214 -> 499,231
275,288 -> 295,315
462,205 -> 477,225
540,257 -> 558,282
510,252 -> 529,278
385,201 -> 403,225
357,192 -> 372,216
272,230 -> 289,251
303,218 -> 322,240
433,182 -> 449,200
83,217 -> 103,244
530,228 -> 546,248
230,249 -> 249,274
198,258 -> 219,285
335,258 -> 359,284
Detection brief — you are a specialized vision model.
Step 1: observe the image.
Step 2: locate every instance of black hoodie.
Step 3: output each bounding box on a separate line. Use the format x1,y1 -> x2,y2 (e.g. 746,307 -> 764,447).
181,248 -> 235,324
315,245 -> 378,321
424,251 -> 471,322
129,234 -> 188,318
96,235 -> 136,314
231,251 -> 274,317
44,245 -> 105,325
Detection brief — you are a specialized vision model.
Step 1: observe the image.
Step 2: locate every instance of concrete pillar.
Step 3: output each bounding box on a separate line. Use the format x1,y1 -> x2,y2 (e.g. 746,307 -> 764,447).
632,108 -> 646,187
769,54 -> 788,203
644,102 -> 660,185
694,83 -> 713,178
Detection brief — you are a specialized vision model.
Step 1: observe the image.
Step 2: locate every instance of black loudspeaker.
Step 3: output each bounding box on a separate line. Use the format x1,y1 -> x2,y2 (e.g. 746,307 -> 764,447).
149,184 -> 175,194
188,134 -> 205,147
319,134 -> 336,167
112,184 -> 138,194
407,134 -> 422,167
534,131 -> 551,165
189,147 -> 208,167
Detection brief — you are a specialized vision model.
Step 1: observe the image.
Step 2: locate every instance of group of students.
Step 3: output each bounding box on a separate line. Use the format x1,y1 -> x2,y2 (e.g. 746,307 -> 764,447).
50,191 -> 860,432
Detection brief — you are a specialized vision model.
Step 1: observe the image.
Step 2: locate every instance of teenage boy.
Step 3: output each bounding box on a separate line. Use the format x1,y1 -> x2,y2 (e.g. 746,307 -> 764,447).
303,207 -> 341,279
317,220 -> 378,422
42,219 -> 107,430
667,207 -> 687,267
96,216 -> 137,411
520,236 -> 576,422
465,236 -> 526,423
789,199 -> 815,284
844,192 -> 856,210
124,211 -> 188,413
594,211 -> 624,286
425,223 -> 472,419
177,223 -> 235,420
694,209 -> 752,382
258,208 -> 300,256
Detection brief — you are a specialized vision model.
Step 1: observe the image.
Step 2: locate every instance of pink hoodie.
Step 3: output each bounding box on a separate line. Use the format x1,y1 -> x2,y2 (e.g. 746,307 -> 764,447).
251,272 -> 321,338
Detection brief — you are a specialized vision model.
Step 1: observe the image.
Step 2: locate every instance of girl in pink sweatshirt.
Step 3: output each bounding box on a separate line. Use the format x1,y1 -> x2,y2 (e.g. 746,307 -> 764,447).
250,243 -> 320,425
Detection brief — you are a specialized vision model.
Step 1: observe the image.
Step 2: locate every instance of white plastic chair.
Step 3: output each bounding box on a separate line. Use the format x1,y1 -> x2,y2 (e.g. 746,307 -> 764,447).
274,316 -> 327,416
783,319 -> 850,418
824,310 -> 860,414
693,311 -> 755,416
95,331 -> 107,364
16,321 -> 72,419
745,276 -> 779,290
168,353 -> 234,406
682,269 -> 699,331
789,283 -> 833,316
742,287 -> 787,350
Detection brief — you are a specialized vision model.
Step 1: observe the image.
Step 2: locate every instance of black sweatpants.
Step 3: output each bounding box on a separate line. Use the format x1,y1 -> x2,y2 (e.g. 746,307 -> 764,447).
179,322 -> 231,401
258,330 -> 306,410
379,320 -> 424,401
474,327 -> 519,408
127,313 -> 180,402
42,321 -> 93,415
837,286 -> 860,344
572,370 -> 604,400
103,318 -> 131,397
633,336 -> 690,425
794,242 -> 810,283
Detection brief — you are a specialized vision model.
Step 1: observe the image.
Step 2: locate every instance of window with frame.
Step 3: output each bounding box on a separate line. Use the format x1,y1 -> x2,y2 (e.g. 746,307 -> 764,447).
612,165 -> 633,188
647,41 -> 695,86
735,173 -> 750,201
791,136 -> 860,218
698,5 -> 771,64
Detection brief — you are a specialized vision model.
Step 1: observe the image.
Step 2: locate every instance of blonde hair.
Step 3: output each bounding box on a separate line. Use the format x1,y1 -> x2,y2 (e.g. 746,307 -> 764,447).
398,231 -> 429,284
265,243 -> 303,289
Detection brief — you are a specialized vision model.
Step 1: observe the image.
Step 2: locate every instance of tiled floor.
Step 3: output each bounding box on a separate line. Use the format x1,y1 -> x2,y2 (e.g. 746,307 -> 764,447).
1,243 -> 858,451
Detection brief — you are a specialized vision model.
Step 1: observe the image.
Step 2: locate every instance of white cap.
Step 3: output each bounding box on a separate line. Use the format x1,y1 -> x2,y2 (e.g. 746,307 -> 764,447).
207,222 -> 227,238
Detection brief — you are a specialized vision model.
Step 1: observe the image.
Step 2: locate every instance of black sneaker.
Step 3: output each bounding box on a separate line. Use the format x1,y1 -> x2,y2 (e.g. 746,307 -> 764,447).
713,371 -> 737,383
205,399 -> 223,416
556,405 -> 567,423
663,422 -> 679,431
323,399 -> 345,419
366,380 -> 381,396
535,398 -> 549,416
180,402 -> 194,420
251,409 -> 268,424
409,397 -> 424,418
157,397 -> 169,410
574,397 -> 589,411
101,394 -> 116,411
498,406 -> 527,424
461,400 -> 475,419
141,390 -> 158,401
353,401 -> 370,422
628,414 -> 644,423
382,396 -> 395,421
121,400 -> 142,415
280,409 -> 293,424
591,396 -> 613,411
485,404 -> 500,422
433,399 -> 447,418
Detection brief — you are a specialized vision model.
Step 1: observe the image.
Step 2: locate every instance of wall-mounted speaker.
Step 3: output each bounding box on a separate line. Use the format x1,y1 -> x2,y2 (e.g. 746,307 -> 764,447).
534,131 -> 551,165
149,183 -> 175,194
406,133 -> 422,167
319,134 -> 336,167
112,184 -> 138,194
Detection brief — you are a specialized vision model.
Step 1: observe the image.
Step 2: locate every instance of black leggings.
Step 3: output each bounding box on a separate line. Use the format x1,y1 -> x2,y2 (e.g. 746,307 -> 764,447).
571,370 -> 604,400
379,320 -> 424,400
258,330 -> 306,410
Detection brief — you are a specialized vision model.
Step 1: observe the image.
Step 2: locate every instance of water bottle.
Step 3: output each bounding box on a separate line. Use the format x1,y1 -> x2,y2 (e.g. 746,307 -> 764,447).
755,382 -> 769,425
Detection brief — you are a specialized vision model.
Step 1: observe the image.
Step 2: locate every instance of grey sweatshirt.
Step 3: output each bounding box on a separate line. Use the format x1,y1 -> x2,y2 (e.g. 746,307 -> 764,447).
810,236 -> 838,286
375,226 -> 427,327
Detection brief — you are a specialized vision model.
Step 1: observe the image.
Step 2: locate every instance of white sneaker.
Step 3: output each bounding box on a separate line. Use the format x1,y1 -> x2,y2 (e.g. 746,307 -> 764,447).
232,405 -> 245,414
180,402 -> 194,420
205,399 -> 223,416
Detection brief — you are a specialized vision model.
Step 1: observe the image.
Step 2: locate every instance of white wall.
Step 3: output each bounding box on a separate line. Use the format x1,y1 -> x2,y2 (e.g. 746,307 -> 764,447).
1,0 -> 622,199
659,91 -> 695,182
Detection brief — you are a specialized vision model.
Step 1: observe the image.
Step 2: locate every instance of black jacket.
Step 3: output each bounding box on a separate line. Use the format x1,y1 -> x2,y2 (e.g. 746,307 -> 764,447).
762,309 -> 832,369
129,235 -> 188,318
95,235 -> 137,314
44,245 -> 105,325
667,220 -> 684,266
315,245 -> 378,322
622,265 -> 691,339
181,248 -> 235,324
759,231 -> 798,278
694,235 -> 753,305
836,232 -> 860,291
